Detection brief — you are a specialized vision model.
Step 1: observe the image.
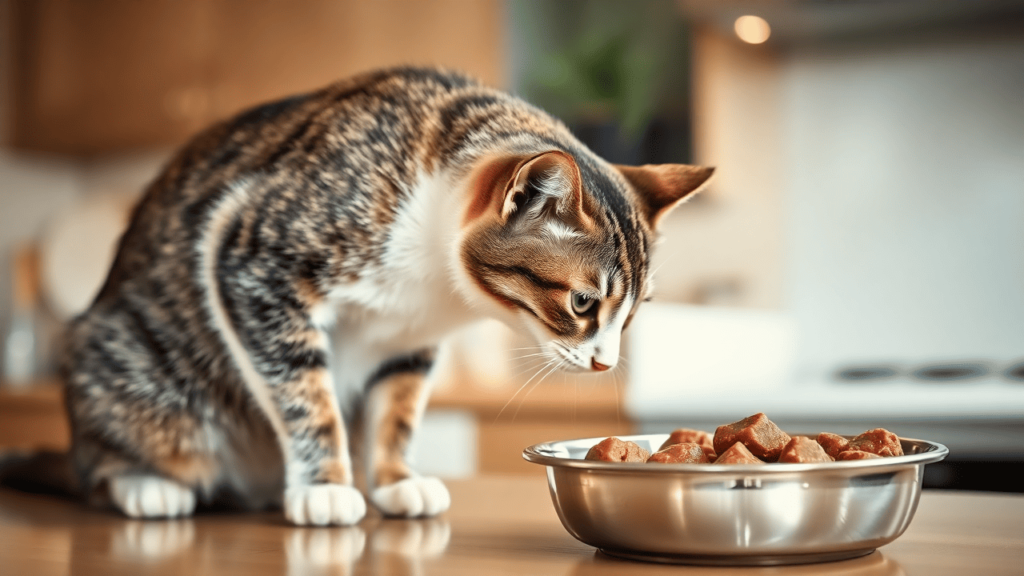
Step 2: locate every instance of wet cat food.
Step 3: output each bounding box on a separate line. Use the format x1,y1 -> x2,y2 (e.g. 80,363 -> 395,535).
700,446 -> 717,461
713,441 -> 764,465
659,428 -> 717,460
713,413 -> 791,462
778,436 -> 833,463
647,442 -> 710,464
659,428 -> 713,451
585,437 -> 650,463
847,428 -> 904,457
584,419 -> 904,466
816,432 -> 851,459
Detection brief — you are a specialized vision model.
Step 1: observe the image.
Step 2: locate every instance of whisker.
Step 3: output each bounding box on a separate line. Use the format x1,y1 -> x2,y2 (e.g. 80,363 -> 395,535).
649,260 -> 669,281
507,345 -> 545,353
513,359 -> 564,422
508,356 -> 556,375
549,342 -> 581,368
496,357 -> 555,423
508,355 -> 553,368
509,351 -> 551,361
508,365 -> 545,379
508,362 -> 543,379
507,356 -> 553,382
573,373 -> 579,424
610,363 -> 623,426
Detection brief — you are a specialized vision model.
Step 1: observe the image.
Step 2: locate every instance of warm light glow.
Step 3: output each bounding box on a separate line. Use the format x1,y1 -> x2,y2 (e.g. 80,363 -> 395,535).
734,15 -> 771,44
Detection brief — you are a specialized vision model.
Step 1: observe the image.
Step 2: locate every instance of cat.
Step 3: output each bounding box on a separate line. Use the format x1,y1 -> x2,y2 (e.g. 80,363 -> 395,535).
59,66 -> 712,526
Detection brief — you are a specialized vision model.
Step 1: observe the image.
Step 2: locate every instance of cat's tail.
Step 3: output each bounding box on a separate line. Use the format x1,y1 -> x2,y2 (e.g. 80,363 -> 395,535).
0,449 -> 79,497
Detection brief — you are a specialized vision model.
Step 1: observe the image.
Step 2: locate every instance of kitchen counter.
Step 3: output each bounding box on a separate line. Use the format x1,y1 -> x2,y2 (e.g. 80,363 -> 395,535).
0,477 -> 1021,575
0,381 -> 632,475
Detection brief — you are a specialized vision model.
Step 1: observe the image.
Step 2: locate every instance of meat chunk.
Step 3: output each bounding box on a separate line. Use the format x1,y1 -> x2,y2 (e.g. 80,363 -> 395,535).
848,428 -> 903,457
714,413 -> 791,462
778,436 -> 833,463
646,442 -> 710,464
836,450 -> 882,461
713,442 -> 765,464
585,437 -> 650,463
659,428 -> 714,452
816,432 -> 851,459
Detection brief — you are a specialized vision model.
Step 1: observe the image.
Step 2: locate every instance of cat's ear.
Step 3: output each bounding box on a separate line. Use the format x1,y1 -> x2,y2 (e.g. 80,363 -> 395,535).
615,164 -> 715,229
500,151 -> 590,227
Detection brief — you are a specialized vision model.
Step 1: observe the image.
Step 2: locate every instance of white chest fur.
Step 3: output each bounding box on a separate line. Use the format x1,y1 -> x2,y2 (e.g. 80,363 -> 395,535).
312,170 -> 483,395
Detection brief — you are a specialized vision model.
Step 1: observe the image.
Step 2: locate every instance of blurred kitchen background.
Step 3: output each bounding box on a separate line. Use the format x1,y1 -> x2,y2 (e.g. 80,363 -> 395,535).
1,0 -> 1022,491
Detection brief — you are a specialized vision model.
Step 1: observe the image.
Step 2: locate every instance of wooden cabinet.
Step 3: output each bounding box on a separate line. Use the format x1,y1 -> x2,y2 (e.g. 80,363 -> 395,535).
6,0 -> 505,156
0,383 -> 69,450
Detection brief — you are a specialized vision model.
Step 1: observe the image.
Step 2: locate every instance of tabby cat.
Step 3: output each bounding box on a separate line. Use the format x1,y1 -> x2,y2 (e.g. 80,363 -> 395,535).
61,67 -> 712,525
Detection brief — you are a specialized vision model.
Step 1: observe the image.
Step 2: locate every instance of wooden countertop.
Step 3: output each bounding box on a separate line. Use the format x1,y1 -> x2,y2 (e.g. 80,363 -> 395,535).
0,477 -> 1021,576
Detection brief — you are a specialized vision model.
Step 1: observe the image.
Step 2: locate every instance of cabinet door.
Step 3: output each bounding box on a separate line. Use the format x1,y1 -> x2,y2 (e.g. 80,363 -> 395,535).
206,0 -> 505,122
8,0 -> 504,156
9,0 -> 214,154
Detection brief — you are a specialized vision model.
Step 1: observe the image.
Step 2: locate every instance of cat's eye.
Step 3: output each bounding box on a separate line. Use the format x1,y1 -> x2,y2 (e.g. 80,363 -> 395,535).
571,292 -> 596,315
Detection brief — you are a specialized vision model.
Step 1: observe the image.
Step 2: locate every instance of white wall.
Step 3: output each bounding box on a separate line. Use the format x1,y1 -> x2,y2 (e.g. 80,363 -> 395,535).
0,150 -> 167,378
783,32 -> 1024,372
0,153 -> 82,323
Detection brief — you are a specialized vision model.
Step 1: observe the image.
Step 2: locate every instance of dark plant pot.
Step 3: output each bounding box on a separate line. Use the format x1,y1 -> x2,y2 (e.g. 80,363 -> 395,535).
572,117 -> 692,166
571,120 -> 645,165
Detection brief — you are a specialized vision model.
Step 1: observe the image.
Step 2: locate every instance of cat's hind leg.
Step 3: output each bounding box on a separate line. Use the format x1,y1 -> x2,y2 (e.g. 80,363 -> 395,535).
364,351 -> 451,518
62,310 -> 218,520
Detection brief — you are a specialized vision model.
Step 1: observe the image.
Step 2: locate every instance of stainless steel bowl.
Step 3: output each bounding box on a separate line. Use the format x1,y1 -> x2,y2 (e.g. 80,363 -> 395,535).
523,433 -> 948,566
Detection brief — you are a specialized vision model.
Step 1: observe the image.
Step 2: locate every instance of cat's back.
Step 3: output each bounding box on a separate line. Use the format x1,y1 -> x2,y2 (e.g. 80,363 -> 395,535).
111,67 -> 556,252
133,68 -> 482,214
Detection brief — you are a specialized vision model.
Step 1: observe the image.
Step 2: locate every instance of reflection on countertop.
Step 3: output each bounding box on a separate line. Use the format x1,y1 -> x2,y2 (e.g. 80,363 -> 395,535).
1,477 -> 1022,576
572,550 -> 905,576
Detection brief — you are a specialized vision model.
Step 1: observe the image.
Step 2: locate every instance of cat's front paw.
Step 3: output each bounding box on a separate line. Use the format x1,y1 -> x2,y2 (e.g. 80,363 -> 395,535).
371,477 -> 450,518
285,484 -> 366,526
109,474 -> 197,518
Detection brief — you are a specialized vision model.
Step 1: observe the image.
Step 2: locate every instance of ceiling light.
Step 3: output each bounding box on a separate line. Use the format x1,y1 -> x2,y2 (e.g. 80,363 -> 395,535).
734,15 -> 771,44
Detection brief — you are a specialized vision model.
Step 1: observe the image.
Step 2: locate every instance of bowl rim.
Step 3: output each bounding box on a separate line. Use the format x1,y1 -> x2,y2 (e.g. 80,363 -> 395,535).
522,432 -> 949,473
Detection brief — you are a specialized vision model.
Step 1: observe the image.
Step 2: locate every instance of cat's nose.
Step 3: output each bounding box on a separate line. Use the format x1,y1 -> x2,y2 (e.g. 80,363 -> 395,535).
591,358 -> 611,371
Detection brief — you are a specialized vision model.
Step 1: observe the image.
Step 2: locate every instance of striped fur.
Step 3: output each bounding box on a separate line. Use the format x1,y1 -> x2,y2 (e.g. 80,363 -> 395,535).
61,67 -> 712,525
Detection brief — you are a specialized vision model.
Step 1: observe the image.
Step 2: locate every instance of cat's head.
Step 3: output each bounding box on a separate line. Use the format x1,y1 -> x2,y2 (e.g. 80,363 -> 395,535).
456,150 -> 713,373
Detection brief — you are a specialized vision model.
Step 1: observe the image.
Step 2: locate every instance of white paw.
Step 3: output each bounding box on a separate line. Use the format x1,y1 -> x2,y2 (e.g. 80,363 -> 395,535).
285,484 -> 366,526
371,477 -> 450,518
109,475 -> 196,519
